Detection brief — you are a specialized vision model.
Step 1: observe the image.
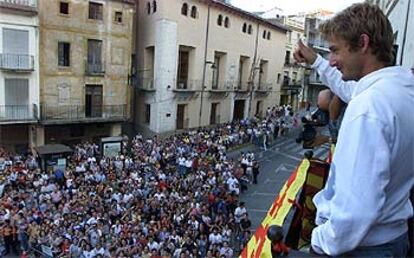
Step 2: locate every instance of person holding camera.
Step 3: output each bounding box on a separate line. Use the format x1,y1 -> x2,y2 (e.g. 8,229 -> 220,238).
294,3 -> 414,256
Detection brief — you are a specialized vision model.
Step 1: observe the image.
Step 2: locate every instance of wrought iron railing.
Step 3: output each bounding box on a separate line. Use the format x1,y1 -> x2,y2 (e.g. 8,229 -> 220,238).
174,79 -> 201,91
210,80 -> 233,91
85,62 -> 105,75
40,104 -> 127,121
137,77 -> 155,91
0,53 -> 34,71
0,0 -> 37,8
0,104 -> 37,121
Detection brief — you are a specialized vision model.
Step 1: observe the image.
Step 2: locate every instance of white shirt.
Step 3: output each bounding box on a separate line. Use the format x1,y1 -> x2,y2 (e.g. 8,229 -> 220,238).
311,55 -> 414,256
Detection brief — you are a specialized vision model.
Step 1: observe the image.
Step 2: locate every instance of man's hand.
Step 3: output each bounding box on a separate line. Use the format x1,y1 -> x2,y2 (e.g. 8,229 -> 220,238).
293,39 -> 318,65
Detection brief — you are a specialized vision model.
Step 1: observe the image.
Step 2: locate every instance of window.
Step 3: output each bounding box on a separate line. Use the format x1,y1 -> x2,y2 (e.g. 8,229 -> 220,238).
2,29 -> 30,70
152,0 -> 157,13
147,2 -> 151,14
145,104 -> 151,124
277,73 -> 281,84
190,6 -> 197,18
224,17 -> 230,28
87,39 -> 103,74
248,24 -> 252,34
263,30 -> 266,39
181,3 -> 188,16
242,23 -> 247,33
267,31 -> 271,40
58,42 -> 70,67
285,51 -> 290,65
114,11 -> 122,23
85,85 -> 103,117
217,15 -> 223,26
59,2 -> 69,15
89,2 -> 103,20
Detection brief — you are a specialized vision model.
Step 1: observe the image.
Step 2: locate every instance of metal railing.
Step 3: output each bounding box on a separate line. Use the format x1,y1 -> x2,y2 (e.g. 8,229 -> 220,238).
137,77 -> 155,91
210,80 -> 233,91
85,62 -> 105,75
256,82 -> 273,91
174,79 -> 201,91
0,104 -> 37,122
0,0 -> 37,8
235,81 -> 250,92
40,104 -> 127,122
0,53 -> 34,71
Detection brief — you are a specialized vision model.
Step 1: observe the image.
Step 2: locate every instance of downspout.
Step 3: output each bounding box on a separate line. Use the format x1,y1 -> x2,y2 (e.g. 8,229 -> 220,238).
248,22 -> 260,118
399,0 -> 411,66
199,2 -> 211,127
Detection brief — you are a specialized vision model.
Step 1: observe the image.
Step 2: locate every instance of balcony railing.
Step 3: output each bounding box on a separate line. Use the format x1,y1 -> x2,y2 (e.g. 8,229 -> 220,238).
0,0 -> 37,12
234,81 -> 250,92
210,80 -> 233,91
137,77 -> 155,91
40,104 -> 127,123
174,79 -> 201,91
0,104 -> 38,122
0,53 -> 34,71
85,62 -> 105,75
256,82 -> 273,91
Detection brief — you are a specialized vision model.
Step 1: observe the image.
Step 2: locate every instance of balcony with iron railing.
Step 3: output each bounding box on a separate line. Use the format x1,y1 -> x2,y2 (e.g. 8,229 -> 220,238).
210,80 -> 233,92
173,79 -> 200,92
85,61 -> 105,76
136,77 -> 155,92
0,104 -> 38,123
255,82 -> 273,92
0,0 -> 37,13
40,104 -> 127,124
0,53 -> 34,72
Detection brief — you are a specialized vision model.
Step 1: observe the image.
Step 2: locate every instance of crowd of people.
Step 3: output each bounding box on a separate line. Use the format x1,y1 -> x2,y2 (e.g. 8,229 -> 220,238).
0,105 -> 297,258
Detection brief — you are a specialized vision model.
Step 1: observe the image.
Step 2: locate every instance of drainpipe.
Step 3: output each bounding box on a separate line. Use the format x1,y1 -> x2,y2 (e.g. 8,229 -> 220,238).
399,0 -> 411,66
247,22 -> 260,118
199,3 -> 211,127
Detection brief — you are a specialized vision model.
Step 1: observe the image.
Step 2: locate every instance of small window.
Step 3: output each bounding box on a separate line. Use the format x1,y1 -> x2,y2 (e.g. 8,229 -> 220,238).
263,30 -> 266,39
114,11 -> 122,23
277,73 -> 281,83
217,15 -> 223,26
248,24 -> 252,34
224,17 -> 230,28
145,104 -> 151,124
152,0 -> 157,13
181,3 -> 188,16
89,2 -> 103,20
267,31 -> 271,40
59,2 -> 69,15
242,23 -> 247,33
58,42 -> 70,67
190,6 -> 197,18
147,2 -> 151,14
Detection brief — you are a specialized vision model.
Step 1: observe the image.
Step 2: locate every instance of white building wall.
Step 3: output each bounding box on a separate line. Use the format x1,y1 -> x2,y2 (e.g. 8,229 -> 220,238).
387,0 -> 414,68
152,19 -> 178,132
0,13 -> 39,116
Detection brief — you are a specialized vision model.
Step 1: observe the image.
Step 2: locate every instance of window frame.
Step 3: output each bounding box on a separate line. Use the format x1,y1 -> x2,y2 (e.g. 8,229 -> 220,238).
88,1 -> 103,21
217,15 -> 223,26
190,6 -> 197,18
114,11 -> 123,23
181,3 -> 188,16
59,1 -> 69,15
58,42 -> 71,67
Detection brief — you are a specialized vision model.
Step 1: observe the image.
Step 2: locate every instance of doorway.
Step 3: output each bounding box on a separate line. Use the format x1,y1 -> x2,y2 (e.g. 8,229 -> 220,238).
233,100 -> 245,121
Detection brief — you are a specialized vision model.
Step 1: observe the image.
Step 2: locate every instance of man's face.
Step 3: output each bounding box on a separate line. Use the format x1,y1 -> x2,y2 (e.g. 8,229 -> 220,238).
328,36 -> 363,81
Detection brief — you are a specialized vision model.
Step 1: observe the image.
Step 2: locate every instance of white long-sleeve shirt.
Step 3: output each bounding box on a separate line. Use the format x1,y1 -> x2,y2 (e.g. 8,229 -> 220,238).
310,55 -> 414,256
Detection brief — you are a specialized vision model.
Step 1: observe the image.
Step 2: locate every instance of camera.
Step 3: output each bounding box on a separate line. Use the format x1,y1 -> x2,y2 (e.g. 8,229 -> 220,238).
296,108 -> 329,149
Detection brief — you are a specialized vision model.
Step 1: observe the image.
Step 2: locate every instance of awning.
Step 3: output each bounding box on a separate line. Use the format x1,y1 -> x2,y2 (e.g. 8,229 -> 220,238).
35,144 -> 72,156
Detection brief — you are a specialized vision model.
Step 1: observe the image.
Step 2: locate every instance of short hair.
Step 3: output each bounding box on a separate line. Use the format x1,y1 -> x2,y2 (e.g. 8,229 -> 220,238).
319,3 -> 394,65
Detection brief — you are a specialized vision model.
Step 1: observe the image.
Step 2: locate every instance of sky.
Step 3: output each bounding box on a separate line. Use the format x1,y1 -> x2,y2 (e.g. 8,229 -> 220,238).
231,0 -> 364,14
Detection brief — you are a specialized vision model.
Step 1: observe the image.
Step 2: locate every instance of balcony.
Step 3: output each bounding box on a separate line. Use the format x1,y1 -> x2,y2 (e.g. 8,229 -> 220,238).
210,80 -> 233,92
0,0 -> 37,14
234,81 -> 250,92
137,77 -> 155,92
40,104 -> 127,124
255,82 -> 273,92
173,79 -> 200,92
85,62 -> 105,76
0,104 -> 38,124
0,53 -> 34,72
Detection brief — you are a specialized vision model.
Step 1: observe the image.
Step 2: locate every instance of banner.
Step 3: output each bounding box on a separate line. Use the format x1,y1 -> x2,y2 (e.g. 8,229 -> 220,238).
240,159 -> 310,258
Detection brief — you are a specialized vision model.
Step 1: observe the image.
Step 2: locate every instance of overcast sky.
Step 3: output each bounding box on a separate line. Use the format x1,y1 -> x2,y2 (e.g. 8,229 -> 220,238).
231,0 -> 364,14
